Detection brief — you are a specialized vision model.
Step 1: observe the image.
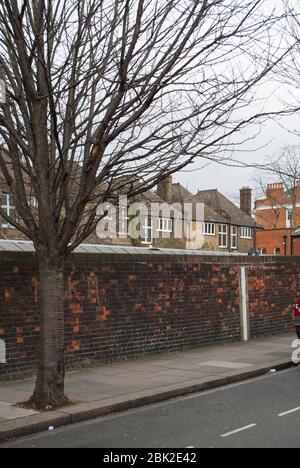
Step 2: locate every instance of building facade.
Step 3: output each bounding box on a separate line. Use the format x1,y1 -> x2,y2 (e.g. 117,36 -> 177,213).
1,172 -> 256,253
255,182 -> 300,256
0,178 -> 189,249
157,178 -> 256,254
193,187 -> 255,254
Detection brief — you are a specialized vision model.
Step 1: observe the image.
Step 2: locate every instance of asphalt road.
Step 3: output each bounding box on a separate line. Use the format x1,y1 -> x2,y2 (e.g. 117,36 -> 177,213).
3,367 -> 300,448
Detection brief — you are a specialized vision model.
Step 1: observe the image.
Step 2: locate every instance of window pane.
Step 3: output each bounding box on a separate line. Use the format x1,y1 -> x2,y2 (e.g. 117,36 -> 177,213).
157,217 -> 172,232
219,225 -> 227,247
2,193 -> 9,206
205,223 -> 215,235
231,226 -> 237,248
141,217 -> 152,243
1,192 -> 15,228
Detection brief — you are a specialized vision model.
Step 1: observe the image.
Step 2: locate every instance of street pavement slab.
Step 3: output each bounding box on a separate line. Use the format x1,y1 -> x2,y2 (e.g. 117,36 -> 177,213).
4,366 -> 300,448
0,331 -> 296,442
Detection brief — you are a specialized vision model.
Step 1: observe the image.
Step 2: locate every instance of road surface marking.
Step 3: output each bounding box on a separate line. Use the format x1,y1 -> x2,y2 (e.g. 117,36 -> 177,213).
221,424 -> 257,438
278,407 -> 300,417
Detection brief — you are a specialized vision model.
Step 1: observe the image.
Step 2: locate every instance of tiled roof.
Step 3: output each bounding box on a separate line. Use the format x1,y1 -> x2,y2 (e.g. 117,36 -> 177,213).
137,190 -> 182,218
193,189 -> 256,227
169,183 -> 194,204
169,183 -> 230,223
203,204 -> 227,223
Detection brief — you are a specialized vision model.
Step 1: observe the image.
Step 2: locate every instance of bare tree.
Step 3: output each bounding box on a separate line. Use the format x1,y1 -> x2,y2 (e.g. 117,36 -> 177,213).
0,0 -> 292,408
255,146 -> 300,229
274,0 -> 300,122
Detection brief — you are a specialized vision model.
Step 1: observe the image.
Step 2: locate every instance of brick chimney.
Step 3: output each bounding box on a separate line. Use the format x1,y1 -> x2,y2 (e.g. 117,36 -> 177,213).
240,187 -> 252,216
157,175 -> 173,203
266,183 -> 284,201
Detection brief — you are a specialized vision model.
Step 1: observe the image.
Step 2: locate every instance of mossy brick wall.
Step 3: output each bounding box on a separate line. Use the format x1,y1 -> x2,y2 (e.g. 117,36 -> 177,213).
0,252 -> 296,380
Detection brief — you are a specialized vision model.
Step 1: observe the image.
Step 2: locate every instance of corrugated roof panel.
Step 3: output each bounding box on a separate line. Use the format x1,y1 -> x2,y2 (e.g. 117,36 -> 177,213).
16,242 -> 35,252
75,244 -> 98,254
0,239 -> 246,257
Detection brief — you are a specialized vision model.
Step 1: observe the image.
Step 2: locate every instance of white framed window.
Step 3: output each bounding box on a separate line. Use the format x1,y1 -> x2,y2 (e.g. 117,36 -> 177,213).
274,247 -> 281,256
1,192 -> 15,228
157,217 -> 172,233
204,222 -> 215,236
231,226 -> 238,249
240,227 -> 252,239
141,216 -> 153,244
218,224 -> 228,248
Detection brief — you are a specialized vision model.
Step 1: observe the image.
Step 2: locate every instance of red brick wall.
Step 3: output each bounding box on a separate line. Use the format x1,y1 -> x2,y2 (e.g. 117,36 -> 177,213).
0,253 -> 296,380
248,264 -> 300,337
256,182 -> 300,231
293,237 -> 300,256
256,229 -> 292,256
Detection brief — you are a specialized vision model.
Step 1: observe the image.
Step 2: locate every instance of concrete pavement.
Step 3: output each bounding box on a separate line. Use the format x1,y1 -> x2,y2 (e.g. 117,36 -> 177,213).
0,332 -> 296,442
5,366 -> 300,448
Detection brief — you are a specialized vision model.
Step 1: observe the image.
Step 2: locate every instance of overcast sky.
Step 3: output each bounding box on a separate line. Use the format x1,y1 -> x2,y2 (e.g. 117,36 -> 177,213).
177,82 -> 300,204
176,0 -> 300,205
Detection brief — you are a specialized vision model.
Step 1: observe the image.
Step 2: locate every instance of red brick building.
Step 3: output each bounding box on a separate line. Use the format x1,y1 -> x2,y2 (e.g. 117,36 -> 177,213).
255,182 -> 300,256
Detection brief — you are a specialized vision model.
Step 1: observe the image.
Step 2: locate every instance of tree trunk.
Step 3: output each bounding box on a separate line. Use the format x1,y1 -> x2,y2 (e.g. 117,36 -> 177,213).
28,256 -> 68,409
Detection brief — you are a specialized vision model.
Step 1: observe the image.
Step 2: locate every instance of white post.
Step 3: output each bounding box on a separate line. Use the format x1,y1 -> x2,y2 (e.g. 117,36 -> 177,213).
0,339 -> 6,363
240,267 -> 250,342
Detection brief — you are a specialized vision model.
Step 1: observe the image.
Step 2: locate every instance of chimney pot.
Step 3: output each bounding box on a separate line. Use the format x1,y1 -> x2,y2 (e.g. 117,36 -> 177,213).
266,182 -> 284,200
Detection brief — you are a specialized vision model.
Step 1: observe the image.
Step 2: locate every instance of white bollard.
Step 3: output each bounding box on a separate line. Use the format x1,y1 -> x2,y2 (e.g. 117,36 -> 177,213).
240,267 -> 250,342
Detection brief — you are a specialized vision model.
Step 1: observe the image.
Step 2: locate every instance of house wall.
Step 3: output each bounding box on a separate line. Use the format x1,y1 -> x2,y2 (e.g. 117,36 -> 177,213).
255,183 -> 300,231
0,252 -> 296,381
256,228 -> 292,256
0,216 -> 187,249
202,225 -> 254,253
255,183 -> 300,256
293,237 -> 300,256
237,228 -> 254,254
0,227 -> 27,241
202,234 -> 219,251
256,207 -> 289,230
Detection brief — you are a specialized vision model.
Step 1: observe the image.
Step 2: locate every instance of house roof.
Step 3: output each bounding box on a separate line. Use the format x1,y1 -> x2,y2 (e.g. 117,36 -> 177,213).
193,189 -> 256,227
155,181 -> 259,227
203,204 -> 228,223
170,183 -> 194,204
137,190 -> 183,218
